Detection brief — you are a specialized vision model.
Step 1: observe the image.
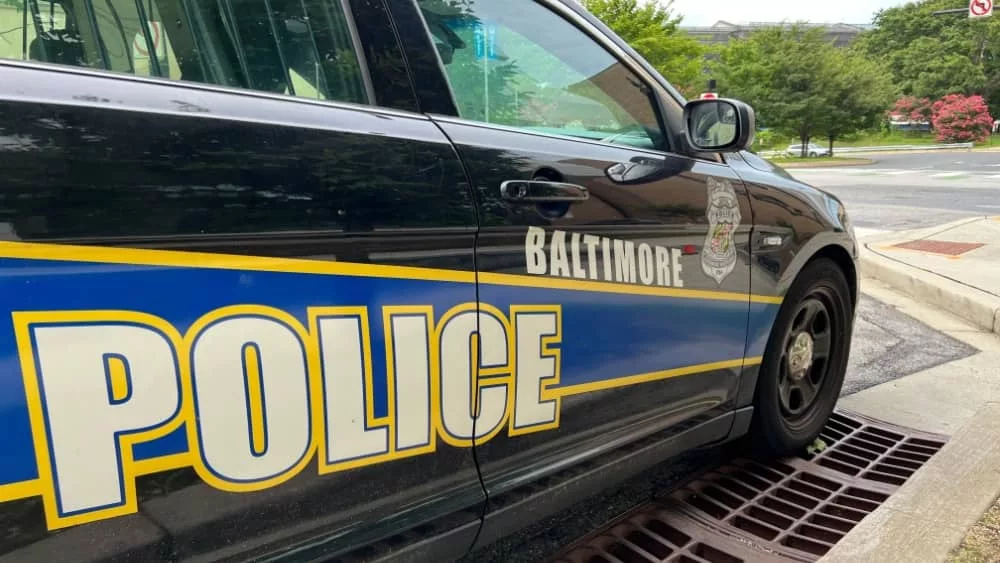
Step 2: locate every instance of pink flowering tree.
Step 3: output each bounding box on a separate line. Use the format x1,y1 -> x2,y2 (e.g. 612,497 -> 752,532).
931,94 -> 994,143
890,96 -> 934,125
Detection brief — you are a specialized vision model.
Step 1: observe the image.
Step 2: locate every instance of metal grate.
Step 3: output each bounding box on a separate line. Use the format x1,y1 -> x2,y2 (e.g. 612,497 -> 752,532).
547,509 -> 804,563
550,410 -> 947,563
803,411 -> 946,487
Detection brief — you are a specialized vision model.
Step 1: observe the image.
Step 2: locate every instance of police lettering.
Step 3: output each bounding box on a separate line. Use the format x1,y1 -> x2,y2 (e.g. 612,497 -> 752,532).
526,227 -> 684,288
15,303 -> 561,528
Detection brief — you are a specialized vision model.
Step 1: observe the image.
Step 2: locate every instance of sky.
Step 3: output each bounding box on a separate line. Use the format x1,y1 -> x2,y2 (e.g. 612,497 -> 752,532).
668,0 -> 910,26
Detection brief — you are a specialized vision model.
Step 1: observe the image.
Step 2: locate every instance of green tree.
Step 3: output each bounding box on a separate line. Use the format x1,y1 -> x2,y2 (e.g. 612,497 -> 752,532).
711,25 -> 837,156
858,0 -> 998,110
712,26 -> 895,156
818,49 -> 898,153
582,0 -> 705,96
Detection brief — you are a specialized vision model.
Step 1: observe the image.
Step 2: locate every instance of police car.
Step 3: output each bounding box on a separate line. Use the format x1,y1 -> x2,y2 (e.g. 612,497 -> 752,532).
0,0 -> 857,561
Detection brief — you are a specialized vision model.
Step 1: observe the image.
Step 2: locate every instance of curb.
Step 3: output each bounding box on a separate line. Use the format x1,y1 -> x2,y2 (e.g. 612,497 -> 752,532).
773,158 -> 875,169
859,221 -> 1000,334
820,402 -> 1000,563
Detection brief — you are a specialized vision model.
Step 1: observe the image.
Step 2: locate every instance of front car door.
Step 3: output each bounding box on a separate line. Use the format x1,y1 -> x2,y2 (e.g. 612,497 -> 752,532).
0,0 -> 484,560
396,0 -> 780,545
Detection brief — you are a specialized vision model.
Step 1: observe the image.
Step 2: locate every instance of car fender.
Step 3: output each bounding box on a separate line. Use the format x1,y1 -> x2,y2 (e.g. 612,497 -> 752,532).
778,227 -> 858,302
727,151 -> 860,307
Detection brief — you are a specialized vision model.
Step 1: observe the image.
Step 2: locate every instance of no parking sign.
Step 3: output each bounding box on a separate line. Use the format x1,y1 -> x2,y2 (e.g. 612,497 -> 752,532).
133,21 -> 166,59
970,0 -> 993,18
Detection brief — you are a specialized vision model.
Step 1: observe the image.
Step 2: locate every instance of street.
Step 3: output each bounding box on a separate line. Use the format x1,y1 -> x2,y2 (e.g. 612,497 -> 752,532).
789,151 -> 1000,232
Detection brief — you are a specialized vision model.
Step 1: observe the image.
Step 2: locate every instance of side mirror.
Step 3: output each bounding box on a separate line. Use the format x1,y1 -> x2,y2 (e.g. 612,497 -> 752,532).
683,98 -> 756,153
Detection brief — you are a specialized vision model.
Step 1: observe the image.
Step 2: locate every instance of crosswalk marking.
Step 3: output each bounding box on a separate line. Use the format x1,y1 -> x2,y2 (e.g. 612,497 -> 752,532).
854,228 -> 889,240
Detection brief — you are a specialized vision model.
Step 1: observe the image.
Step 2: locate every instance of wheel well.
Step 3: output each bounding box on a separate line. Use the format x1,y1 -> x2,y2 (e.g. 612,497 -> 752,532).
809,245 -> 858,306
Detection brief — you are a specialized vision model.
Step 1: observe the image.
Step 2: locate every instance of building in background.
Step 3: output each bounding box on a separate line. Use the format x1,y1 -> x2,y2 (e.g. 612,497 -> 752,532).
682,21 -> 873,49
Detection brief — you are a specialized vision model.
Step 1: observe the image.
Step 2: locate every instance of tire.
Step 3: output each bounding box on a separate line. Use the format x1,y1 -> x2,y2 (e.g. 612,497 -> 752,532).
809,152 -> 818,158
750,258 -> 853,457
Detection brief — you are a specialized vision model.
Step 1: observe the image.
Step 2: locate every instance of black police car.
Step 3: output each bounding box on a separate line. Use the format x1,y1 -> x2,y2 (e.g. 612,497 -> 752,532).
0,0 -> 857,561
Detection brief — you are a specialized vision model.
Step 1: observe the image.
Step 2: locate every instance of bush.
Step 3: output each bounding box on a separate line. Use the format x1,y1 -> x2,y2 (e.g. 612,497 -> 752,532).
931,94 -> 994,143
891,96 -> 934,124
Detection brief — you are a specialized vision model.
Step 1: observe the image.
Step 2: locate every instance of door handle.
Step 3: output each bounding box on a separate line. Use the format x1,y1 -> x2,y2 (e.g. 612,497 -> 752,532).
499,180 -> 590,204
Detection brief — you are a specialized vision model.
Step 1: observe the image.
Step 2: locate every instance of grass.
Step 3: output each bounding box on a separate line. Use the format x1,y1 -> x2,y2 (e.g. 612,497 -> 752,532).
947,494 -> 1000,563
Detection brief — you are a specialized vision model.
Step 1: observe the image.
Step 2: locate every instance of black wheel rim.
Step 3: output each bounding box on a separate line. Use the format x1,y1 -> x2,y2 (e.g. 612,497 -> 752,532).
778,288 -> 837,427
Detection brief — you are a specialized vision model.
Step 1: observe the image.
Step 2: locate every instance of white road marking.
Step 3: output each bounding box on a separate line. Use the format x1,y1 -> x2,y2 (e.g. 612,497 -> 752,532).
853,228 -> 889,240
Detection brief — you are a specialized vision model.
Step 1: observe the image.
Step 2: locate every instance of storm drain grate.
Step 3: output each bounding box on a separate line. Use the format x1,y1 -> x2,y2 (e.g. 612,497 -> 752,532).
803,411 -> 947,487
549,410 -> 947,563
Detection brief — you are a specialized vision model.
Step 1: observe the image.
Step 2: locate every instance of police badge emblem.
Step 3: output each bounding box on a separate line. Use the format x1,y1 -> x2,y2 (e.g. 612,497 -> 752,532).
702,177 -> 741,285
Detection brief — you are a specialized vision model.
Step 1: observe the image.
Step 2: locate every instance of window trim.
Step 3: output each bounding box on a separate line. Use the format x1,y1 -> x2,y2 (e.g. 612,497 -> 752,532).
0,57 -> 419,121
427,113 -> 734,172
405,0 -> 678,154
338,0 -> 378,105
381,0 -> 459,115
427,113 -> 677,159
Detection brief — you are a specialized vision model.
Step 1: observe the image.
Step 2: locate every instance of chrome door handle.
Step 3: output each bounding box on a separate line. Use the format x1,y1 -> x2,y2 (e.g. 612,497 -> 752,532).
499,180 -> 589,204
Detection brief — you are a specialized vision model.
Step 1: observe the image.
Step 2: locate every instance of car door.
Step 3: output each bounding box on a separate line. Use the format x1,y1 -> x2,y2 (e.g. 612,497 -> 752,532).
400,0 -> 763,540
0,1 -> 483,561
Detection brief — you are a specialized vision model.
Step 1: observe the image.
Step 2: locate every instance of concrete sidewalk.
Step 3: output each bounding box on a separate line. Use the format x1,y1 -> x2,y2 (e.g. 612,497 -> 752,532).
860,216 -> 1000,334
821,280 -> 1000,563
818,219 -> 1000,562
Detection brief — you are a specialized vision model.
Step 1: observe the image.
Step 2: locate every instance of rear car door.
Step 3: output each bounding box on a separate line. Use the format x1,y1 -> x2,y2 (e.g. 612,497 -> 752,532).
0,1 -> 483,561
400,0 -> 766,543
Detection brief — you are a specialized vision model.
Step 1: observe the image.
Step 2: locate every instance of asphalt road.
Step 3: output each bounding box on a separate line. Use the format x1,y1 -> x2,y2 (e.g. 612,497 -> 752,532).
861,150 -> 1000,171
467,150 -> 985,562
789,150 -> 1000,231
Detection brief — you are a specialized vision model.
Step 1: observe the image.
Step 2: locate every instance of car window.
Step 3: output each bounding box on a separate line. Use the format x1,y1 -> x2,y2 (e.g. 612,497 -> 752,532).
414,0 -> 666,151
0,0 -> 370,104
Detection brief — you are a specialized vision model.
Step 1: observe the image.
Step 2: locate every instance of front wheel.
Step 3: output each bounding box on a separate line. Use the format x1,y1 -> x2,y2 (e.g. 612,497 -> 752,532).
750,258 -> 853,456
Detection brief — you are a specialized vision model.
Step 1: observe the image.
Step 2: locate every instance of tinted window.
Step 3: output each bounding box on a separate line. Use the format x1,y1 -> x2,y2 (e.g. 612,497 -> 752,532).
415,0 -> 666,151
0,0 -> 369,104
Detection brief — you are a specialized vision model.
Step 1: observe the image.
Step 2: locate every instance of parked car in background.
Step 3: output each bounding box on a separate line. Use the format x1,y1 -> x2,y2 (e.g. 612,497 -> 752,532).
787,143 -> 832,157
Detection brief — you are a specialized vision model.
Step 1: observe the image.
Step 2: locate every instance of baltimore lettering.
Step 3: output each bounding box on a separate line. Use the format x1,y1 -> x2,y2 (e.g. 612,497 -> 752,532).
525,227 -> 686,288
